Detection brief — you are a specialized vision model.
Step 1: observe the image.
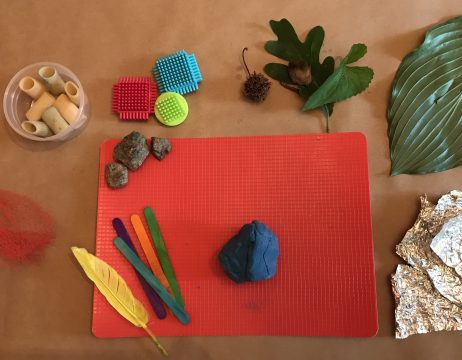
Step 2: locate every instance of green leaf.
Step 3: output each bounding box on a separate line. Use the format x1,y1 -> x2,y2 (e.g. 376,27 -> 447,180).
300,85 -> 334,116
264,20 -> 336,113
301,26 -> 336,87
263,63 -> 294,84
303,64 -> 373,111
314,56 -> 336,88
264,19 -> 372,123
387,16 -> 462,175
303,26 -> 325,66
264,19 -> 305,62
341,43 -> 367,65
299,84 -> 318,100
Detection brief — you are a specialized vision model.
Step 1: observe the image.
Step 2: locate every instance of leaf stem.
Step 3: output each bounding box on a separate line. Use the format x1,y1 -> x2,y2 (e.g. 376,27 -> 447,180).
280,82 -> 300,94
324,105 -> 330,133
311,79 -> 331,133
241,48 -> 251,77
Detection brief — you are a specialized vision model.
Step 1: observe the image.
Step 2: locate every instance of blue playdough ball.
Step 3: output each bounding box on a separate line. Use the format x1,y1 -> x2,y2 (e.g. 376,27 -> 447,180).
218,220 -> 279,283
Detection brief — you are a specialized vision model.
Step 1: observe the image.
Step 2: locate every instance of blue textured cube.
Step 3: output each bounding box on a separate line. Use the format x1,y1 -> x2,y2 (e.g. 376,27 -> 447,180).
218,221 -> 279,283
153,50 -> 202,95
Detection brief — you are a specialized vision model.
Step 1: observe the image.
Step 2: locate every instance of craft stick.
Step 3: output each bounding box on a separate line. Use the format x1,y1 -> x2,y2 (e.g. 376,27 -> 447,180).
38,66 -> 65,95
41,106 -> 69,134
25,91 -> 55,122
114,237 -> 190,324
64,81 -> 80,106
130,214 -> 171,292
144,207 -> 185,308
54,94 -> 78,124
21,120 -> 53,137
112,218 -> 167,319
19,76 -> 45,99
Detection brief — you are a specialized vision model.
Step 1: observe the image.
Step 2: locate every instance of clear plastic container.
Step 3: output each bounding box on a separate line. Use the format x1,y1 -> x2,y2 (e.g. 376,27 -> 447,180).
3,62 -> 90,142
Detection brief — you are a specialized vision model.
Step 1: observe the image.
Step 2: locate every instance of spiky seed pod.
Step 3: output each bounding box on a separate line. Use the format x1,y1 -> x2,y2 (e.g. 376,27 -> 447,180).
242,48 -> 271,102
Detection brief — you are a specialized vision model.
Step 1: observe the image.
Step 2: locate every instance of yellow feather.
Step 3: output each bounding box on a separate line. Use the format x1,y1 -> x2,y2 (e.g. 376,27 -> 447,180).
71,247 -> 168,357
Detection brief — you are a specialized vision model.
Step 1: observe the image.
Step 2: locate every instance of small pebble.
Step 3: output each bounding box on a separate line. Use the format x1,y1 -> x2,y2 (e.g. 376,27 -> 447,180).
113,131 -> 150,170
151,137 -> 172,160
105,162 -> 128,189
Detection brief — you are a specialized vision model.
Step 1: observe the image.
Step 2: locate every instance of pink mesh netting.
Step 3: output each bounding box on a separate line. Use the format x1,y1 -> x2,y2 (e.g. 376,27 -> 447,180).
0,189 -> 55,262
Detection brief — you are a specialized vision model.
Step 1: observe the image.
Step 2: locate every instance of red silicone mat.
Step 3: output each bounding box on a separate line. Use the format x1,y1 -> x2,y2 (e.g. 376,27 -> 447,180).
94,132 -> 378,338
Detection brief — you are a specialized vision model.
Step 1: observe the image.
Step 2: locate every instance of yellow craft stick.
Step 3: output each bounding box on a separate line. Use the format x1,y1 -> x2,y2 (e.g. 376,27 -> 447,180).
130,214 -> 171,292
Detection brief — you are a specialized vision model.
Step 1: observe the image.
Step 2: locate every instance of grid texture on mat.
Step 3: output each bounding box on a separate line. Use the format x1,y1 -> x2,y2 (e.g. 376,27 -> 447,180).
94,133 -> 378,338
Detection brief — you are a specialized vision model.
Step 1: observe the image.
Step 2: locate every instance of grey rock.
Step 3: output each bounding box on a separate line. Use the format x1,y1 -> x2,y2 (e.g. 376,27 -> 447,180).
113,131 -> 149,170
150,137 -> 172,160
105,162 -> 128,189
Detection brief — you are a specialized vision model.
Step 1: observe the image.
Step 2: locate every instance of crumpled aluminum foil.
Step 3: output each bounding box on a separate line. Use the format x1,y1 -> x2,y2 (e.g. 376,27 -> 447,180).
392,264 -> 462,339
392,190 -> 462,339
431,214 -> 462,277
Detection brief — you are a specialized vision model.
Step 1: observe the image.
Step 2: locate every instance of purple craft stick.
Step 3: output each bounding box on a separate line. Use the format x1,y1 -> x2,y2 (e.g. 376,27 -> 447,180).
112,218 -> 167,319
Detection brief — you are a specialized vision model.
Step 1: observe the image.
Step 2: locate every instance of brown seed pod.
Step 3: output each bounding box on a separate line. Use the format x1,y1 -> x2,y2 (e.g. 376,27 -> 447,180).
241,48 -> 271,103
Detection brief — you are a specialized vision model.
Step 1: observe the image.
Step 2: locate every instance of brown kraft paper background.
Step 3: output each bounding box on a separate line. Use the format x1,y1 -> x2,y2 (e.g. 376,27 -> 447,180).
0,0 -> 461,359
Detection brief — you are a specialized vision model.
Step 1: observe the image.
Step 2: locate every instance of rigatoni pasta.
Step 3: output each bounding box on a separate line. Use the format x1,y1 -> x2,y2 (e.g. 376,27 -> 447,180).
21,120 -> 53,137
25,91 -> 55,122
38,66 -> 65,95
64,81 -> 80,106
17,65 -> 81,138
19,76 -> 46,99
42,107 -> 69,134
54,94 -> 78,124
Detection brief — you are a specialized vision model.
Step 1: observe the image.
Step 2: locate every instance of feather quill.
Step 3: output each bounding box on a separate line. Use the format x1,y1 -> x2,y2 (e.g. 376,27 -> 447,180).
71,247 -> 168,357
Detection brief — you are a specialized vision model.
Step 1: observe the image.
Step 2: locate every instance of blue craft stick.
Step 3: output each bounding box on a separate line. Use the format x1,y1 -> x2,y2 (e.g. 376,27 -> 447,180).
114,236 -> 190,325
112,218 -> 167,320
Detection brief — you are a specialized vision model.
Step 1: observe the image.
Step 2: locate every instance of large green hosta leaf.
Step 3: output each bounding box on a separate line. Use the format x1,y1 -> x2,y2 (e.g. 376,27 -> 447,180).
388,16 -> 462,175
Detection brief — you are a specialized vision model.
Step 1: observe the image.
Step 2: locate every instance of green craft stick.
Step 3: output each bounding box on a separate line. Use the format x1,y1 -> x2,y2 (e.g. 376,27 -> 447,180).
113,237 -> 190,325
144,207 -> 185,308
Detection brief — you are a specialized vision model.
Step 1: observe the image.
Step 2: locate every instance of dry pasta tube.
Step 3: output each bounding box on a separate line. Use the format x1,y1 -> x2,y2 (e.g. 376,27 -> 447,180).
54,94 -> 78,124
64,81 -> 80,106
42,107 -> 69,134
25,91 -> 55,122
21,120 -> 53,137
38,66 -> 65,95
19,76 -> 45,99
